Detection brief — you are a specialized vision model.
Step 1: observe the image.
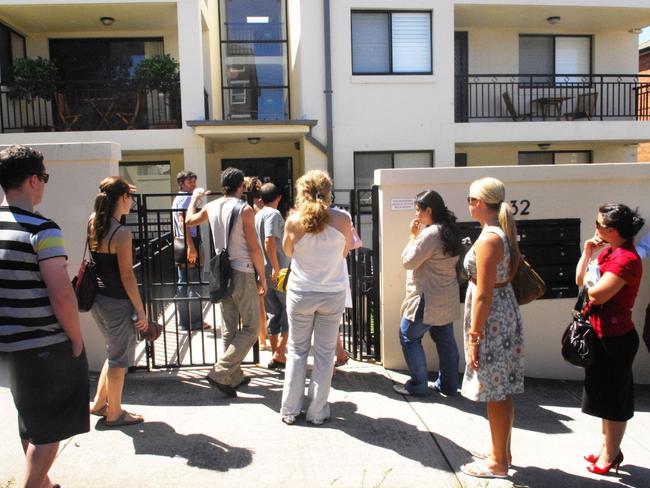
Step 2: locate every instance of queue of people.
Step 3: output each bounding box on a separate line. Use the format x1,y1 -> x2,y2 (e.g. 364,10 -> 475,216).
1,143 -> 648,486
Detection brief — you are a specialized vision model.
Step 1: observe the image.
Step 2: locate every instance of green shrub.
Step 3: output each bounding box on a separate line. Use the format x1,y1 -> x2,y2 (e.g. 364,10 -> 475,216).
135,54 -> 180,94
11,57 -> 60,101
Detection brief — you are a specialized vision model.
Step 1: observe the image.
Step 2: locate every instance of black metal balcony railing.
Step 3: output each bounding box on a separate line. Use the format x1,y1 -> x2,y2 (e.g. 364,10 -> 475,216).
0,80 -> 182,133
455,74 -> 650,122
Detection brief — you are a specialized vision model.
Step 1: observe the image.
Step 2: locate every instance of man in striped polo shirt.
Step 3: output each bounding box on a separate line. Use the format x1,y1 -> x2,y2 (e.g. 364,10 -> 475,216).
0,145 -> 89,488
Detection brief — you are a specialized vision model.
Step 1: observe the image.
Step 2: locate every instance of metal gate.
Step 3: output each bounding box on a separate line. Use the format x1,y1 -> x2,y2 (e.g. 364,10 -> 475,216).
131,188 -> 381,370
335,187 -> 381,362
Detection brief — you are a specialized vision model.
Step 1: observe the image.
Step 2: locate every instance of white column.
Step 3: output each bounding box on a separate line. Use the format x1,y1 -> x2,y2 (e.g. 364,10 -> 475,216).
177,0 -> 208,183
177,0 -> 206,124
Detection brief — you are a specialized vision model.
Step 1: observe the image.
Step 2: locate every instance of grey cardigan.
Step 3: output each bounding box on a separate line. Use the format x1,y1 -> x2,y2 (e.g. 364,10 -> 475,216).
400,224 -> 460,325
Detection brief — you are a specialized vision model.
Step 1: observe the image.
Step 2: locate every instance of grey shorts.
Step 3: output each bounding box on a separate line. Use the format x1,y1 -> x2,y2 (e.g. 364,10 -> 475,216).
91,294 -> 136,368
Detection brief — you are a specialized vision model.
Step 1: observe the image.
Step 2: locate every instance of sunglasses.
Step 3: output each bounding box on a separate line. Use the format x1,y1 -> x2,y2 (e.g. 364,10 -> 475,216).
467,196 -> 480,205
31,173 -> 50,184
595,221 -> 609,230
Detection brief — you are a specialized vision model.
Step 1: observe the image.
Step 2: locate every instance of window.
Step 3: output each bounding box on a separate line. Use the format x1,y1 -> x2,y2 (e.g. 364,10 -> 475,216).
519,35 -> 591,84
219,0 -> 289,120
0,22 -> 25,83
354,151 -> 433,188
50,38 -> 164,81
352,11 -> 432,75
518,151 -> 591,165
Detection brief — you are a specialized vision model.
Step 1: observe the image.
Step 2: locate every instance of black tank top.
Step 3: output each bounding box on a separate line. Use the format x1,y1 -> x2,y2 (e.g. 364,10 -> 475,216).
91,225 -> 128,299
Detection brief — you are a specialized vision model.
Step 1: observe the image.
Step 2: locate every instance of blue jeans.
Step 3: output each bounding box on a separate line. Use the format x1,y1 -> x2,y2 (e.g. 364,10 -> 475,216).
176,265 -> 204,330
399,299 -> 459,396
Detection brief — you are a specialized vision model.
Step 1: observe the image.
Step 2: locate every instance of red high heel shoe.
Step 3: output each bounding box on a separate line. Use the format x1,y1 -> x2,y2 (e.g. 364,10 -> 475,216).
583,453 -> 599,464
587,451 -> 623,475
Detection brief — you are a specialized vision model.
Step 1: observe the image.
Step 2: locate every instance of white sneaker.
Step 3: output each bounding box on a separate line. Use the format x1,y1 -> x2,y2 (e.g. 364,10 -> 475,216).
308,417 -> 328,426
392,384 -> 412,396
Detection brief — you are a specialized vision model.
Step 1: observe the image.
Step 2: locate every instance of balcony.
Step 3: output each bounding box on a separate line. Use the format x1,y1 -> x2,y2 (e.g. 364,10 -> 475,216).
455,74 -> 650,123
0,80 -> 181,133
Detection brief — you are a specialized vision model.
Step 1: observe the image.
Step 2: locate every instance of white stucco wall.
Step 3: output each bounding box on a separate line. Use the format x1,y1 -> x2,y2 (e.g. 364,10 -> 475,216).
0,142 -> 121,371
376,163 -> 650,383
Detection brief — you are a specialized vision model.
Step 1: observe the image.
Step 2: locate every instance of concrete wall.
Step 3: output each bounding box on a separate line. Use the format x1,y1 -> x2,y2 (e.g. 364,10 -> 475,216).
376,163 -> 650,383
0,142 -> 121,371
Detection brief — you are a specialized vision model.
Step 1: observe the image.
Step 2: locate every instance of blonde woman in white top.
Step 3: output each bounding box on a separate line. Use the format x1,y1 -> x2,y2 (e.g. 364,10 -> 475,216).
280,170 -> 351,425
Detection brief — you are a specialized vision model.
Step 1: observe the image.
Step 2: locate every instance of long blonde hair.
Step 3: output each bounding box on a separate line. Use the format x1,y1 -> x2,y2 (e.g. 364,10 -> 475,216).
294,170 -> 332,233
470,177 -> 520,273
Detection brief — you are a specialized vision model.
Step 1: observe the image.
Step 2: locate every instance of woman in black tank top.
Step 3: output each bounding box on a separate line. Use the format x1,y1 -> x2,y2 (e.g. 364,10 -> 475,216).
87,176 -> 147,427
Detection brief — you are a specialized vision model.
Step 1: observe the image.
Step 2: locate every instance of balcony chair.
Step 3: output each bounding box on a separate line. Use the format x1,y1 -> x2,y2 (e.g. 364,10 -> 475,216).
502,92 -> 532,121
115,92 -> 142,130
55,91 -> 81,131
564,92 -> 598,120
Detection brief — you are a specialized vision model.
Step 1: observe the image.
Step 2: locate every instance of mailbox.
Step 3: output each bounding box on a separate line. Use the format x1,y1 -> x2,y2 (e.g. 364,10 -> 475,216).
457,218 -> 581,300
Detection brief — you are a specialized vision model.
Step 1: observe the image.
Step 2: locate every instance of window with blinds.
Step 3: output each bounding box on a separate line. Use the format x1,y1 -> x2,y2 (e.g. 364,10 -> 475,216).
518,151 -> 592,165
519,35 -> 591,85
352,11 -> 432,75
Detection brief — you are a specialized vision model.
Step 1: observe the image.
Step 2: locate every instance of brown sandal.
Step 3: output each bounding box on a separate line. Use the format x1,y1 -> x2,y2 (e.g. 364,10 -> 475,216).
89,404 -> 107,417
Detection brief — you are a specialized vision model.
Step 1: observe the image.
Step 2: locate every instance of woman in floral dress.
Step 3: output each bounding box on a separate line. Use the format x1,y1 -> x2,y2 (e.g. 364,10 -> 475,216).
460,177 -> 524,479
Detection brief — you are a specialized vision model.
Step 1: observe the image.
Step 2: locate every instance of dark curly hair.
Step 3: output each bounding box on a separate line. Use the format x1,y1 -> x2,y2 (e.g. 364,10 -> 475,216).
0,144 -> 45,191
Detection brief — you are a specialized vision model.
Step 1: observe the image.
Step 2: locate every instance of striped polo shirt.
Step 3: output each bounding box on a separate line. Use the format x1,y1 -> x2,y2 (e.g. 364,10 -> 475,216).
0,205 -> 68,352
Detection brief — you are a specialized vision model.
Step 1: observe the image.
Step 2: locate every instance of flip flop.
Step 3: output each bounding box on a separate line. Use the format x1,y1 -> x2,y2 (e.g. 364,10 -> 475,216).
103,410 -> 144,427
469,450 -> 512,467
89,404 -> 107,417
460,460 -> 508,479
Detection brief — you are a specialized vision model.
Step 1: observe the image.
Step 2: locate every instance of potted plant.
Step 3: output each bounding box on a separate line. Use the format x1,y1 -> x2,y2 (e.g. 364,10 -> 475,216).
135,54 -> 180,129
10,56 -> 60,101
8,57 -> 61,131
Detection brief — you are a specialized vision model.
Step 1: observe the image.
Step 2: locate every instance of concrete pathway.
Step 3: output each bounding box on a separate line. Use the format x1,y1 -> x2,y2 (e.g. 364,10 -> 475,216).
1,358 -> 649,488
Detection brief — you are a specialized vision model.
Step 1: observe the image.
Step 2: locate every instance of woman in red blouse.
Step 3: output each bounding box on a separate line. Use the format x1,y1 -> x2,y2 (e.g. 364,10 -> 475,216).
575,203 -> 645,475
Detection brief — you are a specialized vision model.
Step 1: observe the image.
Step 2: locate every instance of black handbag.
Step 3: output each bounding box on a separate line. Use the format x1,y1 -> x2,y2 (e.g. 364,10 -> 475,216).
209,201 -> 244,303
561,287 -> 597,368
71,239 -> 98,312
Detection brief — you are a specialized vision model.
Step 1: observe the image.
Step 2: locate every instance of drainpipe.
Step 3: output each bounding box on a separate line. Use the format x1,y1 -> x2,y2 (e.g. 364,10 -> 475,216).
323,0 -> 334,176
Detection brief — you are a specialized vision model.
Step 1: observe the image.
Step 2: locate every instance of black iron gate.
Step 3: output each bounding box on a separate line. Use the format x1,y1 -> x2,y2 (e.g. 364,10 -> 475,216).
131,188 -> 381,370
335,187 -> 381,362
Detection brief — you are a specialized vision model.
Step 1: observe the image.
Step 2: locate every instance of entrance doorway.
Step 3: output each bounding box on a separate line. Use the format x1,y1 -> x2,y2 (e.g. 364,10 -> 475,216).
222,157 -> 293,215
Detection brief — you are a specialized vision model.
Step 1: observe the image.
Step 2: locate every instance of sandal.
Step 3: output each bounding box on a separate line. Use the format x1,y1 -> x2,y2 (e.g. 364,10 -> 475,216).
89,404 -> 108,417
460,461 -> 508,479
103,410 -> 144,427
469,449 -> 512,467
334,356 -> 350,367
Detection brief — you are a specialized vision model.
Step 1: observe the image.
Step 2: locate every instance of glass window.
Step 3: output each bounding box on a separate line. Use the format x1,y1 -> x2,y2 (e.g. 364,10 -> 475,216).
518,151 -> 591,165
352,11 -> 432,75
519,35 -> 591,84
220,0 -> 289,120
354,151 -> 433,188
0,23 -> 25,83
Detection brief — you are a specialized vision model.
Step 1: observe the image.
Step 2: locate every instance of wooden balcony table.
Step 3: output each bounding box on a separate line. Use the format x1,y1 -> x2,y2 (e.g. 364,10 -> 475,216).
531,96 -> 573,121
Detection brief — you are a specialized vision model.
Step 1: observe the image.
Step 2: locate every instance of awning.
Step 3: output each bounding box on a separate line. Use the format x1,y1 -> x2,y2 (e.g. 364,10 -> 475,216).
186,119 -> 318,143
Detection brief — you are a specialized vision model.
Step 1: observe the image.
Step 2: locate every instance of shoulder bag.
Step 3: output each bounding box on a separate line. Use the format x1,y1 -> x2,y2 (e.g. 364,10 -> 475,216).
561,286 -> 597,368
510,258 -> 546,305
71,238 -> 98,312
209,200 -> 244,303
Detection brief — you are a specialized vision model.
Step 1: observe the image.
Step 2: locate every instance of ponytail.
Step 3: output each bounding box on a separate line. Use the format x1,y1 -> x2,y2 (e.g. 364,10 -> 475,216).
88,176 -> 130,251
498,201 -> 521,275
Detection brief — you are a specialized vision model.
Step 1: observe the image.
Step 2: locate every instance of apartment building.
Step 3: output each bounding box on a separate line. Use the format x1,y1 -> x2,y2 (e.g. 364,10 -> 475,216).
0,0 -> 649,202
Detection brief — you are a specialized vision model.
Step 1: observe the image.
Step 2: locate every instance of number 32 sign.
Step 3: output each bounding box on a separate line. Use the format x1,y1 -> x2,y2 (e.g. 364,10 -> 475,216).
509,200 -> 530,216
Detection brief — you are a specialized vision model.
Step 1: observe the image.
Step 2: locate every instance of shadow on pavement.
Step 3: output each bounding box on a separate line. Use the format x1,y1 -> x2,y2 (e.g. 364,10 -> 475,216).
94,419 -> 253,472
510,465 -> 650,488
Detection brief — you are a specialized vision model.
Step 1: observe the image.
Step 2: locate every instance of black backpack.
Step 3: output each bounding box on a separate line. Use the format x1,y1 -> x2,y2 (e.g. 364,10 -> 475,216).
209,200 -> 244,303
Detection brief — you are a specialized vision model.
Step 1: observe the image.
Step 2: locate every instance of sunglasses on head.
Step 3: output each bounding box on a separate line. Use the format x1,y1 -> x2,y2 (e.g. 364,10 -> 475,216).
467,196 -> 480,205
595,221 -> 609,230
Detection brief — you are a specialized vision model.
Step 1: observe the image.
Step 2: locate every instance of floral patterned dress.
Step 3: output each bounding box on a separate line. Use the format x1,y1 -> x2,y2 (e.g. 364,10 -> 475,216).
461,226 -> 524,402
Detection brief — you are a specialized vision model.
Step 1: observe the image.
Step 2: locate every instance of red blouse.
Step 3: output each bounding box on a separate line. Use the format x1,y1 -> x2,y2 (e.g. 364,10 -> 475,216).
589,241 -> 642,338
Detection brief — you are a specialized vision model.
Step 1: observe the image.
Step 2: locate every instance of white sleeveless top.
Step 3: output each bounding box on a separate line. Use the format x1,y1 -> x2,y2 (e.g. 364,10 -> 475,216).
289,223 -> 348,292
206,197 -> 254,273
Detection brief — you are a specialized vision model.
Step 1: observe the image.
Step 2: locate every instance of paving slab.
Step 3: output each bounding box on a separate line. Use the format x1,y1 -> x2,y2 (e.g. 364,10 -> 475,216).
1,359 -> 649,488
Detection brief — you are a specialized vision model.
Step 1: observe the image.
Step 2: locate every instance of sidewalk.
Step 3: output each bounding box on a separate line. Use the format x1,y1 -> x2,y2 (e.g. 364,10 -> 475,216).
1,358 -> 649,488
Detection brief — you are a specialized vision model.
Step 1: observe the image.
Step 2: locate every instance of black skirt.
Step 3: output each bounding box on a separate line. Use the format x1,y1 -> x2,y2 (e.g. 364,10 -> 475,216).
582,329 -> 639,421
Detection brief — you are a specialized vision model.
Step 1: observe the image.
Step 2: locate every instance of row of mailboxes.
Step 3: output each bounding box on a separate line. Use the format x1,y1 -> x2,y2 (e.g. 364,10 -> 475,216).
457,218 -> 581,300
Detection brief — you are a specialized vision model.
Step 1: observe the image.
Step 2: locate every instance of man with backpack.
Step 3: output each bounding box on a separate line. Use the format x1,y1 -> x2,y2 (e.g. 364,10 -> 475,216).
185,167 -> 266,397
